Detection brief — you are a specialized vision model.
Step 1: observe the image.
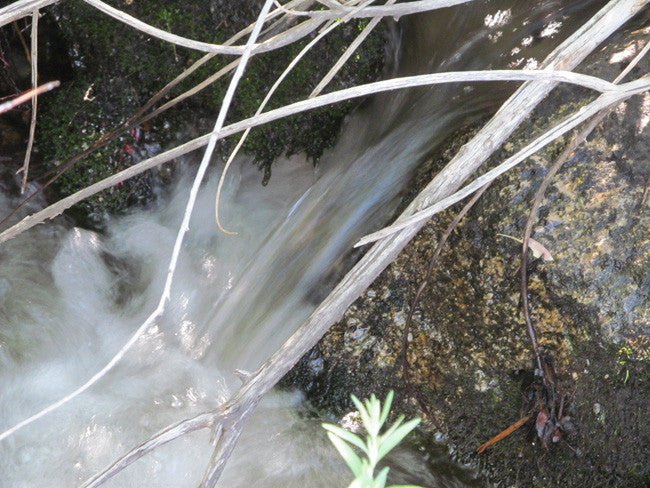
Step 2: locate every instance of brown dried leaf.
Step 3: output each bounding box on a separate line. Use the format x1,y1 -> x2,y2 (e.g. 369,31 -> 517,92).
497,233 -> 554,262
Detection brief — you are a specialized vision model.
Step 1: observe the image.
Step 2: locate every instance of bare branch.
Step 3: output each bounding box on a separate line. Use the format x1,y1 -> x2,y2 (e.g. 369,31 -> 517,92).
214,0 -> 376,234
0,80 -> 59,114
0,0 -> 56,27
354,76 -> 650,246
0,68 -> 624,245
80,412 -> 216,488
310,0 -> 394,97
519,39 -> 650,378
19,9 -> 39,194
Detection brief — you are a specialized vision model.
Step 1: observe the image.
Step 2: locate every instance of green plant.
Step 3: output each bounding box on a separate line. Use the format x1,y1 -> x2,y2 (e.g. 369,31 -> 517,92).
322,391 -> 423,488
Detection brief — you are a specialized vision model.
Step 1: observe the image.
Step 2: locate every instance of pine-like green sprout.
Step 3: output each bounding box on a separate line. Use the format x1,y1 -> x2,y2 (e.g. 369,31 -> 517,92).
323,391 -> 423,488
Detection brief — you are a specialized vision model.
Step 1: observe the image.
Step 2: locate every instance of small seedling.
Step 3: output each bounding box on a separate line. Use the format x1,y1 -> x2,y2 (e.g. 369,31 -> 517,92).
323,391 -> 423,488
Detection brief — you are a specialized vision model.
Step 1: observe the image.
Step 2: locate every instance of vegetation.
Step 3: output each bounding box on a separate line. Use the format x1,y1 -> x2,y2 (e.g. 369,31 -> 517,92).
323,391 -> 422,488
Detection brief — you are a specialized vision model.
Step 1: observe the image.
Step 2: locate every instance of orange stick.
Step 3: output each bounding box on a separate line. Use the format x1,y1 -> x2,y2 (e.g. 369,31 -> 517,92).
0,81 -> 59,115
477,414 -> 532,454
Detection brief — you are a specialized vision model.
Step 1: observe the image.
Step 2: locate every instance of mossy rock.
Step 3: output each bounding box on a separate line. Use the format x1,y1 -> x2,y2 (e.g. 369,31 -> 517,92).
31,1 -> 387,226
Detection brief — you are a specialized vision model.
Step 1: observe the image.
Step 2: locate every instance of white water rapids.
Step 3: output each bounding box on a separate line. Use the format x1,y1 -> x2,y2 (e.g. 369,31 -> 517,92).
0,1 -> 603,486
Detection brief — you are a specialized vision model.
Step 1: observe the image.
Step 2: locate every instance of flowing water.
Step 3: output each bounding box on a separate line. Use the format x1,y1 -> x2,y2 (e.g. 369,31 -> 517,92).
0,1 -> 605,486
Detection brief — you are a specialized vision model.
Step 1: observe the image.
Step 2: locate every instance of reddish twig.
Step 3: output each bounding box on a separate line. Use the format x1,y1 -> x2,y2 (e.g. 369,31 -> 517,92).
477,414 -> 532,454
519,39 -> 647,376
401,182 -> 491,430
0,80 -> 58,114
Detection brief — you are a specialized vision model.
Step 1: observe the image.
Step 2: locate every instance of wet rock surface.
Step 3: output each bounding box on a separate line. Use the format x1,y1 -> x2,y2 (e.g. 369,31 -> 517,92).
283,18 -> 649,488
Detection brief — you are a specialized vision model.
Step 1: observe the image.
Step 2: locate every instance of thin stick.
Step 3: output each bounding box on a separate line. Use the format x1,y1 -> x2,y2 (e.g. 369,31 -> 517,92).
401,182 -> 490,431
0,1 -> 56,28
19,9 -> 38,194
0,0 -> 274,446
355,77 -> 650,246
12,20 -> 31,62
310,0 -> 394,98
214,0 -> 376,234
79,0 -> 477,54
520,39 -> 649,374
476,414 -> 532,454
80,412 -> 216,488
0,80 -> 59,114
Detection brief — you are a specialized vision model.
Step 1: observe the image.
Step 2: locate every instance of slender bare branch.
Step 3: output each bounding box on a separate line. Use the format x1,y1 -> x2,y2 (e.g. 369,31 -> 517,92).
0,80 -> 59,114
19,9 -> 38,194
401,181 -> 490,431
310,0 -> 394,97
520,39 -> 649,375
355,76 -> 650,246
214,0 -> 376,234
0,0 -> 55,27
80,412 -> 216,488
0,68 -> 627,245
80,0 -> 477,57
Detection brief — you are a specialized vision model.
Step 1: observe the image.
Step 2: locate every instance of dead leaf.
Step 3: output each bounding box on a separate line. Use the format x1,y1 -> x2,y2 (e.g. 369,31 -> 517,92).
496,233 -> 554,262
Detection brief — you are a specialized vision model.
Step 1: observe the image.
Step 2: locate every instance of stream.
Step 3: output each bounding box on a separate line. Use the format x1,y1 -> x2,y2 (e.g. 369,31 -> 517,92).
0,1 -> 605,486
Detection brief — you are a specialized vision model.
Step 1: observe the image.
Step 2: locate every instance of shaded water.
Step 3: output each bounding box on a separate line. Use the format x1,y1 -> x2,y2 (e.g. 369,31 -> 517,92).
0,1 -> 604,486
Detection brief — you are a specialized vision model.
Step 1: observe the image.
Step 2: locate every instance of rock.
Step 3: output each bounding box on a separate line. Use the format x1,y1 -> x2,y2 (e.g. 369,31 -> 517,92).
284,16 -> 649,488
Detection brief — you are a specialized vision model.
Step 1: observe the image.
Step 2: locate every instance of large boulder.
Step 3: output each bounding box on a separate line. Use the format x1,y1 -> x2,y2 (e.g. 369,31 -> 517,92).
284,16 -> 649,488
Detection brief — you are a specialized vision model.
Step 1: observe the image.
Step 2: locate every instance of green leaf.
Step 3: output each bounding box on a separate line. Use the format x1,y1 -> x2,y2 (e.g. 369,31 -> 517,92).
327,432 -> 363,478
372,466 -> 390,488
377,418 -> 421,462
379,391 -> 394,426
387,485 -> 425,488
322,423 -> 368,453
381,415 -> 405,441
352,395 -> 373,436
368,394 -> 381,426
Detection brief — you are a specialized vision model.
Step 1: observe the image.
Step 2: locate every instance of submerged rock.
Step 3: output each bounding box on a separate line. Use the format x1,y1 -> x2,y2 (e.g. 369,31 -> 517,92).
284,16 -> 649,488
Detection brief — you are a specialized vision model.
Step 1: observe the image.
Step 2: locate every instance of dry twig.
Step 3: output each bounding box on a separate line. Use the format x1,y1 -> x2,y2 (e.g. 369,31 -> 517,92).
401,182 -> 490,430
214,0 -> 375,234
18,9 -> 38,194
0,80 -> 59,114
0,0 -> 275,445
0,68 -> 626,242
519,38 -> 650,375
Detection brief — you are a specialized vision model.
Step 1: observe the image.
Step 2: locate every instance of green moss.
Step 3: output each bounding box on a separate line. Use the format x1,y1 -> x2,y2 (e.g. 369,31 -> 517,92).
36,1 -> 387,224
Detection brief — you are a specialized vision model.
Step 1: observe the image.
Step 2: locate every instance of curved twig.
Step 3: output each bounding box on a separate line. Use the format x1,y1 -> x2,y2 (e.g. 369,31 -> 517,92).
355,76 -> 650,246
80,0 -> 478,55
214,0 -> 376,234
401,182 -> 490,430
0,0 -> 274,445
520,39 -> 649,375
